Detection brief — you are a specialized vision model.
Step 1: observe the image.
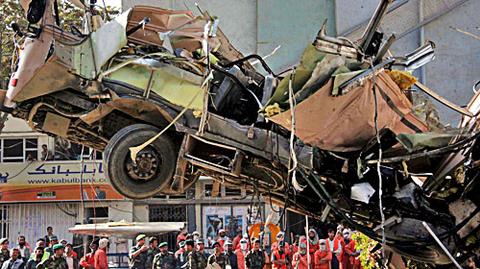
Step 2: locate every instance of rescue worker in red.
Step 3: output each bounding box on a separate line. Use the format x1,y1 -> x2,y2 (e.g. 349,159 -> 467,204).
271,241 -> 289,269
341,230 -> 360,269
271,232 -> 291,260
235,238 -> 249,269
314,239 -> 331,269
307,229 -> 319,255
291,237 -> 311,269
216,229 -> 229,252
326,229 -> 342,269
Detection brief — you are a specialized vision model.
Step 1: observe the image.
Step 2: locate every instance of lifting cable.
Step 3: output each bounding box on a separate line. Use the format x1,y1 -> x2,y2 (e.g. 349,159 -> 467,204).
369,62 -> 386,265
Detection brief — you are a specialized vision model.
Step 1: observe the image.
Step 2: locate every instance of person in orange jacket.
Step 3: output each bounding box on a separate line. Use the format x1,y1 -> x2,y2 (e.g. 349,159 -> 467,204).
291,238 -> 311,269
314,240 -> 331,269
307,229 -> 319,256
235,238 -> 249,269
342,230 -> 360,269
271,241 -> 289,269
271,232 -> 291,260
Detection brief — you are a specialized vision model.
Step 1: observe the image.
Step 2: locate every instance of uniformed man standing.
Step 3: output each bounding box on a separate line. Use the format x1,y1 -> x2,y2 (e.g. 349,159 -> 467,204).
129,234 -> 149,269
36,244 -> 68,269
146,237 -> 160,269
152,242 -> 176,269
245,239 -> 266,269
179,240 -> 194,269
0,238 -> 10,269
187,240 -> 208,269
207,242 -> 230,269
224,241 -> 238,269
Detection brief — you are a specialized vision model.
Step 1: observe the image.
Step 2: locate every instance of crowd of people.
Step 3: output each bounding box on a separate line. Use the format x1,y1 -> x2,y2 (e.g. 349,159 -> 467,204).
0,227 -> 109,269
1,226 -> 478,269
152,225 -> 364,269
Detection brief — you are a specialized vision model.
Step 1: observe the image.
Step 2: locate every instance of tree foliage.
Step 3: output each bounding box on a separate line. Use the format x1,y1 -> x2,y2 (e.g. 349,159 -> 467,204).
0,1 -> 25,88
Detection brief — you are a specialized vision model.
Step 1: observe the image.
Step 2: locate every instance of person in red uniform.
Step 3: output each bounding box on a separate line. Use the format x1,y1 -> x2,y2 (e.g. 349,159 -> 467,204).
291,239 -> 311,269
271,232 -> 291,259
232,230 -> 243,251
271,241 -> 289,269
291,235 -> 301,256
235,238 -> 249,269
216,229 -> 230,252
80,241 -> 98,269
336,226 -> 345,269
307,229 -> 319,255
326,229 -> 342,269
94,238 -> 109,269
177,230 -> 187,247
314,240 -> 331,269
341,230 -> 354,269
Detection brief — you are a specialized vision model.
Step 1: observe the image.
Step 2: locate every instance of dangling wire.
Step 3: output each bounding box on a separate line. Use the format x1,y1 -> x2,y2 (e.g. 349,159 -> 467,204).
369,62 -> 386,265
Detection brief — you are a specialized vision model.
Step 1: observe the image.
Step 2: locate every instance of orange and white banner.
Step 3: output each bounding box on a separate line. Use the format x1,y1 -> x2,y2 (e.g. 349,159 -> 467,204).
0,160 -> 124,202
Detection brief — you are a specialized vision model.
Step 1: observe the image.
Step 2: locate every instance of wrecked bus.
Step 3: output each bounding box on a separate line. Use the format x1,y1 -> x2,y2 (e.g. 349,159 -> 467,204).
0,0 -> 479,265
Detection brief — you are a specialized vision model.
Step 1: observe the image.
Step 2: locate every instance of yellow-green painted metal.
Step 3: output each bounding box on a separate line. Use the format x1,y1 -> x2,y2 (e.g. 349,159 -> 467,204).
107,63 -> 205,111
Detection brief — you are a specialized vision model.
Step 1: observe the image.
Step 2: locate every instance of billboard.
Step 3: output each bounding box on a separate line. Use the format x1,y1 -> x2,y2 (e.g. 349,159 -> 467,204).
202,205 -> 263,245
0,160 -> 124,202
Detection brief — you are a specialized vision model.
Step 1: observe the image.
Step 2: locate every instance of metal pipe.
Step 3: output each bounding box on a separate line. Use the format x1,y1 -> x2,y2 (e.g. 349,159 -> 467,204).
419,0 -> 426,84
359,0 -> 393,52
422,222 -> 462,269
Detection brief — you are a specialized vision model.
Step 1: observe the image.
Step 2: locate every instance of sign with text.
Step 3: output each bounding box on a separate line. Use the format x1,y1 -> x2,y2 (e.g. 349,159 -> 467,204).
0,160 -> 124,202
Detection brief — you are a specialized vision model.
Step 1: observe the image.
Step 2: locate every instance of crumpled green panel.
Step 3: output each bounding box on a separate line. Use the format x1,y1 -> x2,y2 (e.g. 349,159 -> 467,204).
267,44 -> 326,107
293,54 -> 346,103
396,132 -> 467,152
108,64 -> 204,110
268,69 -> 313,107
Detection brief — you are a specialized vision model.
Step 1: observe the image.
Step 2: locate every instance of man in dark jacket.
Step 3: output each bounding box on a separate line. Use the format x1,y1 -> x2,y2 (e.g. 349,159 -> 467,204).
37,244 -> 68,269
245,239 -> 265,269
0,238 -> 10,269
146,237 -> 159,269
26,248 -> 44,269
152,242 -> 176,269
187,240 -> 208,269
224,241 -> 237,269
207,242 -> 230,269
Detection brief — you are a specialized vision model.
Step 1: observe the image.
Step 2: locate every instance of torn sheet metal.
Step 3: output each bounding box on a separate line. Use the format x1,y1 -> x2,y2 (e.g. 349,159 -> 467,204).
351,182 -> 376,204
80,97 -> 175,126
448,199 -> 480,238
127,6 -> 220,53
270,70 -> 428,152
396,132 -> 468,152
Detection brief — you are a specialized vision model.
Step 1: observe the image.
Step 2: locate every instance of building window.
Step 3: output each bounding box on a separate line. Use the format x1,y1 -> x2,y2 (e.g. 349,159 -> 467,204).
86,207 -> 109,224
55,139 -> 102,160
25,139 -> 38,161
225,186 -> 242,197
0,138 -> 38,162
204,183 -> 214,197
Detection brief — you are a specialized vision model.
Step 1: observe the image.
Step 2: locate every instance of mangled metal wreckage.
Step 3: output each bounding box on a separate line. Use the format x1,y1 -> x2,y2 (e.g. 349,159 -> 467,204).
0,0 -> 479,265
